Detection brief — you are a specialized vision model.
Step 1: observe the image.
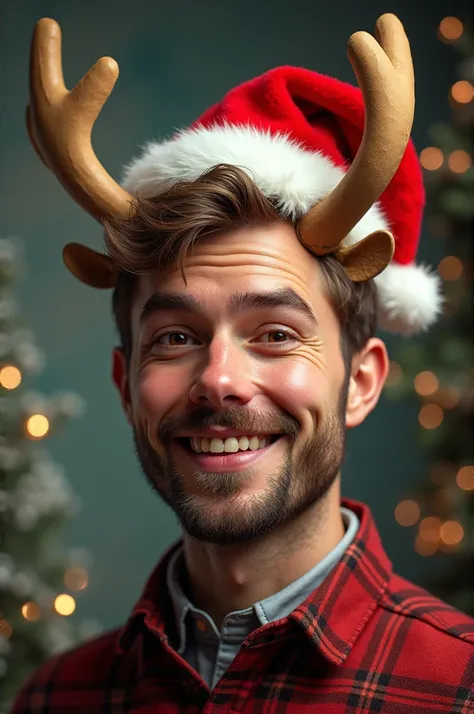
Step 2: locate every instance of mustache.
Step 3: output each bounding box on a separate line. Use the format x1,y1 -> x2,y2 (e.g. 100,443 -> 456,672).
158,406 -> 300,443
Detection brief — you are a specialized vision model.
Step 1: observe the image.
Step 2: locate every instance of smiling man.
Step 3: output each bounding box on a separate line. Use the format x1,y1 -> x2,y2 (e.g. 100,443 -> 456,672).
13,12 -> 474,714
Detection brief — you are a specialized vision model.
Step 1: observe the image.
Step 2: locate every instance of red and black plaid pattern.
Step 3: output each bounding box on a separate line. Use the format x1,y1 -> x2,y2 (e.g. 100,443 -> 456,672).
12,499 -> 474,713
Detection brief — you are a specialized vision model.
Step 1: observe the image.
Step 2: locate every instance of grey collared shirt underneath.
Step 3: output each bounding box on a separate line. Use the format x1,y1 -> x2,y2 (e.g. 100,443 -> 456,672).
166,506 -> 359,690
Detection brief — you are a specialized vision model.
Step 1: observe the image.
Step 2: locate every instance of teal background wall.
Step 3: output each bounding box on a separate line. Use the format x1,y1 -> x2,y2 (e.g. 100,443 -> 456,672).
1,0 -> 469,632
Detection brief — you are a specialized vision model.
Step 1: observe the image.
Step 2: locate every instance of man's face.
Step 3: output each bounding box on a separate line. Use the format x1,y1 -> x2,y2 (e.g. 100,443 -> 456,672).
119,223 -> 349,544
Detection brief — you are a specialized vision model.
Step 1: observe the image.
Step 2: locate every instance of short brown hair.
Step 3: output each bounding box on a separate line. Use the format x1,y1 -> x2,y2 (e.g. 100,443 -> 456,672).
104,165 -> 378,369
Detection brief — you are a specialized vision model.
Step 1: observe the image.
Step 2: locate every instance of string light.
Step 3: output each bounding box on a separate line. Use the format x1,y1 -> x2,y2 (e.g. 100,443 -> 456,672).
456,465 -> 474,491
64,567 -> 89,591
448,150 -> 472,174
418,404 -> 444,429
420,147 -> 444,170
451,80 -> 474,104
54,594 -> 76,616
438,17 -> 464,42
438,256 -> 463,280
26,414 -> 50,439
394,500 -> 420,526
414,371 -> 439,396
386,361 -> 402,387
440,521 -> 464,546
21,601 -> 41,621
0,365 -> 22,390
0,619 -> 13,639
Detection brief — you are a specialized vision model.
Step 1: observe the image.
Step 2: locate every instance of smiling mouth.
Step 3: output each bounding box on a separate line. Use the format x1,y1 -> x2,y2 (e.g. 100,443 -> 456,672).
176,434 -> 282,454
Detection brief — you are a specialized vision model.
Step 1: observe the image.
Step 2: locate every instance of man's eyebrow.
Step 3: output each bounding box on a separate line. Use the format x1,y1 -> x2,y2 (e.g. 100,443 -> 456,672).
140,293 -> 201,325
228,289 -> 319,326
140,288 -> 319,327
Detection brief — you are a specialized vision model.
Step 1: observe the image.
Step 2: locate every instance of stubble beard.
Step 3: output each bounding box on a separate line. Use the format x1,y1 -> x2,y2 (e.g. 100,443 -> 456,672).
133,389 -> 347,546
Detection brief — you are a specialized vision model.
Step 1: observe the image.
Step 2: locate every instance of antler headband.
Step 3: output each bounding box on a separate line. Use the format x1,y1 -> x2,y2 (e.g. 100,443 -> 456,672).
27,14 -> 415,288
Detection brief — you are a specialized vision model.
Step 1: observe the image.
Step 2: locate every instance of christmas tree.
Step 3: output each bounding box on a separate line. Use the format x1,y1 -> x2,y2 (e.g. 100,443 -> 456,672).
0,237 -> 102,712
386,16 -> 474,615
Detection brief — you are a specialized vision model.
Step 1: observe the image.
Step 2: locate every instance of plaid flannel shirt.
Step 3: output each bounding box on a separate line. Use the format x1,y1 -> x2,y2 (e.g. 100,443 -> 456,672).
12,498 -> 474,713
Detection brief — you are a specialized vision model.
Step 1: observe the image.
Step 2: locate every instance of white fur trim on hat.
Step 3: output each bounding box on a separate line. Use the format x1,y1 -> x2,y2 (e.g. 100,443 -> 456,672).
122,124 -> 441,334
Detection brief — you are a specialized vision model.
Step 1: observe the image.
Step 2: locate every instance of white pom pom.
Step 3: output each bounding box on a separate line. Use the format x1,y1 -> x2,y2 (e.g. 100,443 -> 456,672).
375,262 -> 444,335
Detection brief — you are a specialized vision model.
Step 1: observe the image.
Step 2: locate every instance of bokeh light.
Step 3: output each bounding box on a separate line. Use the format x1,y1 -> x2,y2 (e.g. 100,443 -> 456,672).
438,17 -> 464,42
438,256 -> 463,280
456,465 -> 474,491
451,80 -> 474,104
0,620 -> 13,639
440,521 -> 464,546
448,150 -> 472,174
26,414 -> 50,439
54,594 -> 76,616
0,365 -> 22,390
420,147 -> 444,171
436,386 -> 461,409
414,371 -> 439,396
21,602 -> 41,621
64,567 -> 89,591
394,500 -> 420,526
418,404 -> 444,429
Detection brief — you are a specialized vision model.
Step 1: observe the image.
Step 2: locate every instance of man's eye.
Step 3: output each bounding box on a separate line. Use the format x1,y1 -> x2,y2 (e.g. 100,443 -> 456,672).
153,331 -> 198,347
258,329 -> 297,344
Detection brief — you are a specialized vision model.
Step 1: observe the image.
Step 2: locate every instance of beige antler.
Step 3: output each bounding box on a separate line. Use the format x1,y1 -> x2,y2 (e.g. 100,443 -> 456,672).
28,18 -> 134,222
297,13 -> 414,255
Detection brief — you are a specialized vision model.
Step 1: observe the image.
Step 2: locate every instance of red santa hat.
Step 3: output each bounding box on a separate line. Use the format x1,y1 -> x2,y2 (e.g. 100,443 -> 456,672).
121,65 -> 442,335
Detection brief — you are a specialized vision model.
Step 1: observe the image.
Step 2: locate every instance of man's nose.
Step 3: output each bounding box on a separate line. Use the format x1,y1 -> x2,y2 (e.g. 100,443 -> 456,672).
188,335 -> 256,408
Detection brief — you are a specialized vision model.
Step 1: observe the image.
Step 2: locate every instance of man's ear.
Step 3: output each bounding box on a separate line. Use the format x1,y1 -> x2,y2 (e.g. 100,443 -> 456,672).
345,337 -> 389,429
112,347 -> 133,425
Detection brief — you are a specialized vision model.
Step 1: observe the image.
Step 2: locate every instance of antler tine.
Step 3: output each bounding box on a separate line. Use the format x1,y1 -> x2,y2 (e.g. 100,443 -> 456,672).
297,13 -> 415,255
28,18 -> 134,222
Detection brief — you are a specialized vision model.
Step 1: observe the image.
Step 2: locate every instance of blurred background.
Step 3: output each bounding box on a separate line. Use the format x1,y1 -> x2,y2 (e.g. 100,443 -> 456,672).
1,0 -> 473,705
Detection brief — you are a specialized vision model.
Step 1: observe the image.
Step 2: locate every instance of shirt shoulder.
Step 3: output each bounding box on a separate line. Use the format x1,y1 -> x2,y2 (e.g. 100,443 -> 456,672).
11,628 -> 124,713
381,571 -> 474,646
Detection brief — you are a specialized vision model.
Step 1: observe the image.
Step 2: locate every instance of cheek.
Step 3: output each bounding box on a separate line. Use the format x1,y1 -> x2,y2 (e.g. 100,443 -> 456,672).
132,366 -> 182,420
262,359 -> 327,430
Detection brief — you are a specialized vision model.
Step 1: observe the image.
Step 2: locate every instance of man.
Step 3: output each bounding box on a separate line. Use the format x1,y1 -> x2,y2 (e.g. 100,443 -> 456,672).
13,13 -> 473,713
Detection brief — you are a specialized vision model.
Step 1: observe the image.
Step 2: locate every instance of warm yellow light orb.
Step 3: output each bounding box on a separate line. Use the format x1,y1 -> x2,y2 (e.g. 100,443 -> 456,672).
0,619 -> 13,639
0,365 -> 22,390
414,371 -> 439,396
21,601 -> 41,621
440,521 -> 464,545
451,80 -> 474,104
64,567 -> 89,591
54,594 -> 76,616
420,147 -> 444,171
438,17 -> 464,41
26,414 -> 50,439
418,404 -> 443,429
438,255 -> 463,281
448,150 -> 472,174
456,466 -> 474,491
394,500 -> 420,527
415,535 -> 438,556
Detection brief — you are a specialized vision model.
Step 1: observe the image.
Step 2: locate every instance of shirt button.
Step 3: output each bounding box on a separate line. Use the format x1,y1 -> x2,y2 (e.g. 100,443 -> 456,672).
196,619 -> 207,633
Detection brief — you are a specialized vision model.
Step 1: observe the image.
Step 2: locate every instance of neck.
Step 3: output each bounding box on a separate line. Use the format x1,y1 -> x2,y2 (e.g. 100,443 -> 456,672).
182,481 -> 344,630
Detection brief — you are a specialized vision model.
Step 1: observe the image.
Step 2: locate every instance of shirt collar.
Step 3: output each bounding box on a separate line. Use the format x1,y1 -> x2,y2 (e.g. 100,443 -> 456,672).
117,498 -> 392,666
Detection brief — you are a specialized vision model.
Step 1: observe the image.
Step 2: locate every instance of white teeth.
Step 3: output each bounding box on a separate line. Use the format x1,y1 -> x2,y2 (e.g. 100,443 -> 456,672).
248,436 -> 260,451
210,438 -> 225,453
189,435 -> 274,454
238,436 -> 249,451
223,437 -> 240,453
